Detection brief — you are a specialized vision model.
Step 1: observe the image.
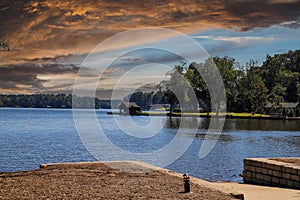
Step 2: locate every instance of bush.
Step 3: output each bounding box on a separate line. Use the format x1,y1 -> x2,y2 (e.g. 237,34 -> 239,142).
287,109 -> 295,117
281,107 -> 287,117
295,107 -> 300,117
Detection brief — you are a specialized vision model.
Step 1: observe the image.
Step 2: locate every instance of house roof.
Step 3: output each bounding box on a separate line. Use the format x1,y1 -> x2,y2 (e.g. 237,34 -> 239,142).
120,102 -> 141,108
266,102 -> 299,108
281,102 -> 299,108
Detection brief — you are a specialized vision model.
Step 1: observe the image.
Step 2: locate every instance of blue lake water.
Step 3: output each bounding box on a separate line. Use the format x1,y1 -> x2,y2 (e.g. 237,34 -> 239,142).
0,108 -> 299,182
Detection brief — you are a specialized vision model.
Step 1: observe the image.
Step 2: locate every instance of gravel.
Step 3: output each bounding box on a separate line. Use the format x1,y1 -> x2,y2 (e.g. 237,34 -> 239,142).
0,162 -> 236,200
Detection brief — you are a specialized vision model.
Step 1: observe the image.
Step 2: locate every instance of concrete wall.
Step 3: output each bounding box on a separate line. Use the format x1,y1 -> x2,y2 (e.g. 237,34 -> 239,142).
243,158 -> 300,189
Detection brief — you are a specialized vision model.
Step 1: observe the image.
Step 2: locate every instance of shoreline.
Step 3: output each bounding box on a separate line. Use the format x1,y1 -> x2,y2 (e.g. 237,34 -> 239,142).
108,111 -> 300,120
2,107 -> 299,120
1,161 -> 299,200
0,161 -> 236,200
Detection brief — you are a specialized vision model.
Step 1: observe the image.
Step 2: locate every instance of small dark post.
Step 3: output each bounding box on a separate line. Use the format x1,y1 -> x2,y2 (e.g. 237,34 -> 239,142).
183,173 -> 190,193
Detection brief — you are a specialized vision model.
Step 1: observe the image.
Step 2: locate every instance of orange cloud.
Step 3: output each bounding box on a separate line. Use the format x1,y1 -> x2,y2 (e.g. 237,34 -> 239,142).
0,0 -> 299,94
1,0 -> 299,62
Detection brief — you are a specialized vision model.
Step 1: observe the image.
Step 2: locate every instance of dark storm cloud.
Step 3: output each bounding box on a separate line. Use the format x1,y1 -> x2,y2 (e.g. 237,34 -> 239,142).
279,20 -> 300,29
223,0 -> 300,31
1,0 -> 299,55
0,62 -> 80,91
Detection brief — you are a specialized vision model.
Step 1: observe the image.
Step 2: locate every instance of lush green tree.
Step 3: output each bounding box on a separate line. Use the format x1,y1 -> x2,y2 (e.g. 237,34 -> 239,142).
297,83 -> 300,102
164,64 -> 196,113
239,63 -> 269,113
295,107 -> 300,117
185,62 -> 209,111
269,85 -> 286,111
261,50 -> 300,102
287,109 -> 295,117
213,56 -> 244,112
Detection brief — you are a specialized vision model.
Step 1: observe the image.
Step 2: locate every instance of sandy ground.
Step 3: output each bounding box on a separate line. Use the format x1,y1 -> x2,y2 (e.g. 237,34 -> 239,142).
0,161 -> 299,200
0,162 -> 235,200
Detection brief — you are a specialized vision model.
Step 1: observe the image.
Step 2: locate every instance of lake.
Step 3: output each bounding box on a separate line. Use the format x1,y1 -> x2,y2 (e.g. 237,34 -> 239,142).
0,108 -> 299,182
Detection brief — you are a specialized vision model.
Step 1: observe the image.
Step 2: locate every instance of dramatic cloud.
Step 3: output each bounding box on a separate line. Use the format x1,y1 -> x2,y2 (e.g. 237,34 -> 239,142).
223,0 -> 300,31
1,0 -> 299,58
0,61 -> 80,93
279,20 -> 300,29
0,0 -> 299,95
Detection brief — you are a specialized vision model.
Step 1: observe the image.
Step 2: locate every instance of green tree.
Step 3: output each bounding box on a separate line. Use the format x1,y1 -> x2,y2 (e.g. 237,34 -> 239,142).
269,85 -> 286,111
185,62 -> 209,111
295,107 -> 300,117
213,56 -> 244,112
287,109 -> 295,117
261,50 -> 300,102
240,63 -> 268,113
297,83 -> 300,102
164,64 -> 192,113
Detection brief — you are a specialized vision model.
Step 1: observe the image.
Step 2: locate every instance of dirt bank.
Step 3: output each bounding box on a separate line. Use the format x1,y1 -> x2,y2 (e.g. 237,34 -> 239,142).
0,162 -> 235,200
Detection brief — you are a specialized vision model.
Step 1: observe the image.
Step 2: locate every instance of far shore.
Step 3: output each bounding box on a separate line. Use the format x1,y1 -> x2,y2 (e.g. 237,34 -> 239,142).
2,107 -> 300,120
108,111 -> 300,120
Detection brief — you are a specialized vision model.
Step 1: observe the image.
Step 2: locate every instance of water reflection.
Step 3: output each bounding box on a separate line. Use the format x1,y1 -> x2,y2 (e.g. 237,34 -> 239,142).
223,118 -> 300,131
165,117 -> 234,142
165,117 -> 199,129
194,133 -> 234,143
165,117 -> 300,132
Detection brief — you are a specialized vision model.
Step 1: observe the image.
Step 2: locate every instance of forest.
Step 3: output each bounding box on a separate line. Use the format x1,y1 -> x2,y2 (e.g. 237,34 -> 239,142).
128,49 -> 300,116
0,94 -> 113,109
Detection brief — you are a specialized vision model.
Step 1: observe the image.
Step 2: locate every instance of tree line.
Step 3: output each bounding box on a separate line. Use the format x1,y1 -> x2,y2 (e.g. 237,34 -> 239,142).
127,49 -> 300,116
0,94 -> 113,109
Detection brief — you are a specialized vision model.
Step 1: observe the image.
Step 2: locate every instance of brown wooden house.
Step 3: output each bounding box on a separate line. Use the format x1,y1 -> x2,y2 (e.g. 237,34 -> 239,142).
119,102 -> 142,115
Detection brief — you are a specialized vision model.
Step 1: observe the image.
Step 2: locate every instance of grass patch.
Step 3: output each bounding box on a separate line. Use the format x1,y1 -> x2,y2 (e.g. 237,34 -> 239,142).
228,112 -> 271,117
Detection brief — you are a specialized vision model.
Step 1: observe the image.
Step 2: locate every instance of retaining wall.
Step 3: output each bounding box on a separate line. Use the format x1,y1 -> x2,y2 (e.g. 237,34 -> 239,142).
243,158 -> 300,189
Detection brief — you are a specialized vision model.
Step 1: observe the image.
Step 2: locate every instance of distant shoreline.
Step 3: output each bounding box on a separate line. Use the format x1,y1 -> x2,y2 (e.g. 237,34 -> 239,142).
108,111 -> 300,120
1,107 -> 300,120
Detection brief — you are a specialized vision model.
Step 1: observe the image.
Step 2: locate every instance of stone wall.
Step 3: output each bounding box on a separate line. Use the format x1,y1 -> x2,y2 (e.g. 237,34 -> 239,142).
243,158 -> 300,189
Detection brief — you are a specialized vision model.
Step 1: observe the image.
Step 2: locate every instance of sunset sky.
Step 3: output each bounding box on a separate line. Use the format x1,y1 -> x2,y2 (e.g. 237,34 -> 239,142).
0,0 -> 299,99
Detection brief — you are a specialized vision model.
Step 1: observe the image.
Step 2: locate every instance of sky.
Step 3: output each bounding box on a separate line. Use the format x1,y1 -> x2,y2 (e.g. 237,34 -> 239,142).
0,0 -> 300,99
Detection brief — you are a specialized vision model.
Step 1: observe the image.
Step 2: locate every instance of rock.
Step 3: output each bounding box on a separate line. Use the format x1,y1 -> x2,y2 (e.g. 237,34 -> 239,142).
230,192 -> 245,200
